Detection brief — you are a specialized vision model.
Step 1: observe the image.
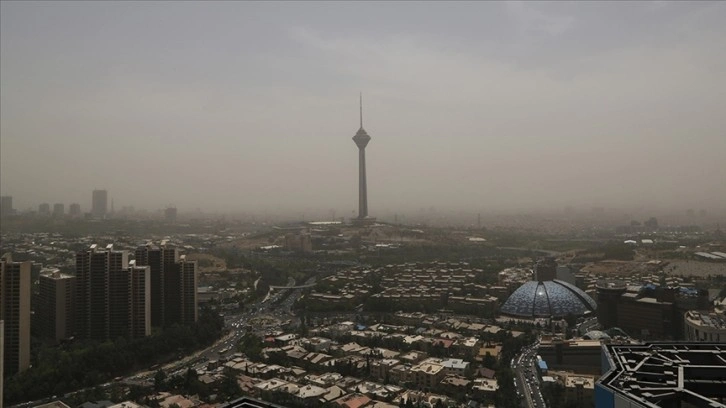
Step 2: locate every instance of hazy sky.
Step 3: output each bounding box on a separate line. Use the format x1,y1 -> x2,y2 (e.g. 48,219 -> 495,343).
2,1 -> 725,216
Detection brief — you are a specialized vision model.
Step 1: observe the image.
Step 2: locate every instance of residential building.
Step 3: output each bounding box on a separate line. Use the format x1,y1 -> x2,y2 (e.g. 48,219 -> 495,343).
135,243 -> 197,327
76,244 -> 150,340
129,261 -> 151,338
37,269 -> 76,342
0,254 -> 31,375
410,359 -> 445,388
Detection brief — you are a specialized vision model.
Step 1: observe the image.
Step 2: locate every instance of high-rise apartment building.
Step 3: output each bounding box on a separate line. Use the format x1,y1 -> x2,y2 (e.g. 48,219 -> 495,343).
53,203 -> 65,217
108,254 -> 131,340
76,244 -> 126,340
135,243 -> 166,327
0,196 -> 13,217
179,255 -> 198,325
37,269 -> 76,342
129,261 -> 151,338
91,189 -> 108,218
69,203 -> 81,217
76,244 -> 150,340
0,254 -> 31,375
135,242 -> 197,327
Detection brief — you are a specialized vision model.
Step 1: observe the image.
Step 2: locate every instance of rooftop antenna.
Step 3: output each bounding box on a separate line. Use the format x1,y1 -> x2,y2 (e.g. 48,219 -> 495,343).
360,92 -> 363,129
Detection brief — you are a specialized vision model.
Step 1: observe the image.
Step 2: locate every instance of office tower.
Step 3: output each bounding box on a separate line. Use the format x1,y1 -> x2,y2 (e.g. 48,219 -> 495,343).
0,254 -> 31,375
352,94 -> 374,223
69,203 -> 81,217
37,269 -> 76,342
0,196 -> 12,217
53,203 -> 65,217
38,203 -> 51,216
165,207 -> 177,222
135,242 -> 197,327
91,189 -> 108,218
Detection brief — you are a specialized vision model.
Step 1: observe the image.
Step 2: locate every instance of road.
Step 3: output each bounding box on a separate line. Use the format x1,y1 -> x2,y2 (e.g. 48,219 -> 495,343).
512,337 -> 546,408
128,276 -> 315,386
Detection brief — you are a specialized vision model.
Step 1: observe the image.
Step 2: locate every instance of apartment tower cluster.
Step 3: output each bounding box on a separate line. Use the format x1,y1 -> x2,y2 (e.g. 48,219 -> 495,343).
74,242 -> 198,341
0,242 -> 198,377
75,244 -> 152,340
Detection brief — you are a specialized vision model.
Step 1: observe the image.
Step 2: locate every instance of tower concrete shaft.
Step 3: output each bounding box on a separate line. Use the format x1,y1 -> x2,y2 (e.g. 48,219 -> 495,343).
352,94 -> 371,219
358,146 -> 368,218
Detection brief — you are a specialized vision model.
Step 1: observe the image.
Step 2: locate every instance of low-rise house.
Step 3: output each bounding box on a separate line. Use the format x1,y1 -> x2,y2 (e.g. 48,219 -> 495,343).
370,359 -> 400,381
334,393 -> 372,408
389,363 -> 412,385
438,358 -> 470,376
399,351 -> 427,364
472,378 -> 498,399
295,384 -> 328,405
410,360 -> 446,388
320,385 -> 348,404
477,343 -> 502,363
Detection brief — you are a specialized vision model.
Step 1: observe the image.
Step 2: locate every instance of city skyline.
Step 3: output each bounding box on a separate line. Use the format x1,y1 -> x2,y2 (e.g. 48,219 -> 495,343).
2,3 -> 726,406
1,2 -> 725,216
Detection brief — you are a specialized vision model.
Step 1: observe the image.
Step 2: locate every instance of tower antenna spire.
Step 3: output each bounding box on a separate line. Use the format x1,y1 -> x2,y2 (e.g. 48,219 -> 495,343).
360,92 -> 363,128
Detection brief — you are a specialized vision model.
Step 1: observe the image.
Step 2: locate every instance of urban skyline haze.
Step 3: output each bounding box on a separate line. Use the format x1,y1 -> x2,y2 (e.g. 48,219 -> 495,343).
1,2 -> 725,217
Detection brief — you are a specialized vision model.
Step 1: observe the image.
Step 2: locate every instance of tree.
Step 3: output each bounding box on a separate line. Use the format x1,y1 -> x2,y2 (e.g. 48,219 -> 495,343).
217,368 -> 243,401
154,369 -> 167,391
482,354 -> 497,369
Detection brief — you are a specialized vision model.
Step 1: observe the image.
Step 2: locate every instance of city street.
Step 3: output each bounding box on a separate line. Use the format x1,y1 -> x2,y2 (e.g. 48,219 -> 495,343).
512,338 -> 546,408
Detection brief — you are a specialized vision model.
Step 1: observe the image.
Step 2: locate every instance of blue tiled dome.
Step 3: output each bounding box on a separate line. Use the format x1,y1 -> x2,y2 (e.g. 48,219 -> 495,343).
500,279 -> 597,318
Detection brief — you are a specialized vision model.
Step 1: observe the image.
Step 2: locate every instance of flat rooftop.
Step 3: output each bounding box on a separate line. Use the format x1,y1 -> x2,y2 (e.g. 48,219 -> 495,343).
598,342 -> 726,408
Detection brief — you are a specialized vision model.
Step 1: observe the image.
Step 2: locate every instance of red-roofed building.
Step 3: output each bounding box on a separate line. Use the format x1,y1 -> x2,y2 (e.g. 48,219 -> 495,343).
334,393 -> 372,408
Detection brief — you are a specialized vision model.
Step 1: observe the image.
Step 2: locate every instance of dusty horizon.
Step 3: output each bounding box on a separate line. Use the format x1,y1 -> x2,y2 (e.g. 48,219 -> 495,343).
2,2 -> 725,216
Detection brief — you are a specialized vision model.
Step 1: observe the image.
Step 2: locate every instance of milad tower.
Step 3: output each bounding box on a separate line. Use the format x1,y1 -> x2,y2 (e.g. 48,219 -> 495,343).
352,94 -> 375,225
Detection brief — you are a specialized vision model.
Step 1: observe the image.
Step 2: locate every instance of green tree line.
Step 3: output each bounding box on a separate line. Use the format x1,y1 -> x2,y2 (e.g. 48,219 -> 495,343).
4,307 -> 224,405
